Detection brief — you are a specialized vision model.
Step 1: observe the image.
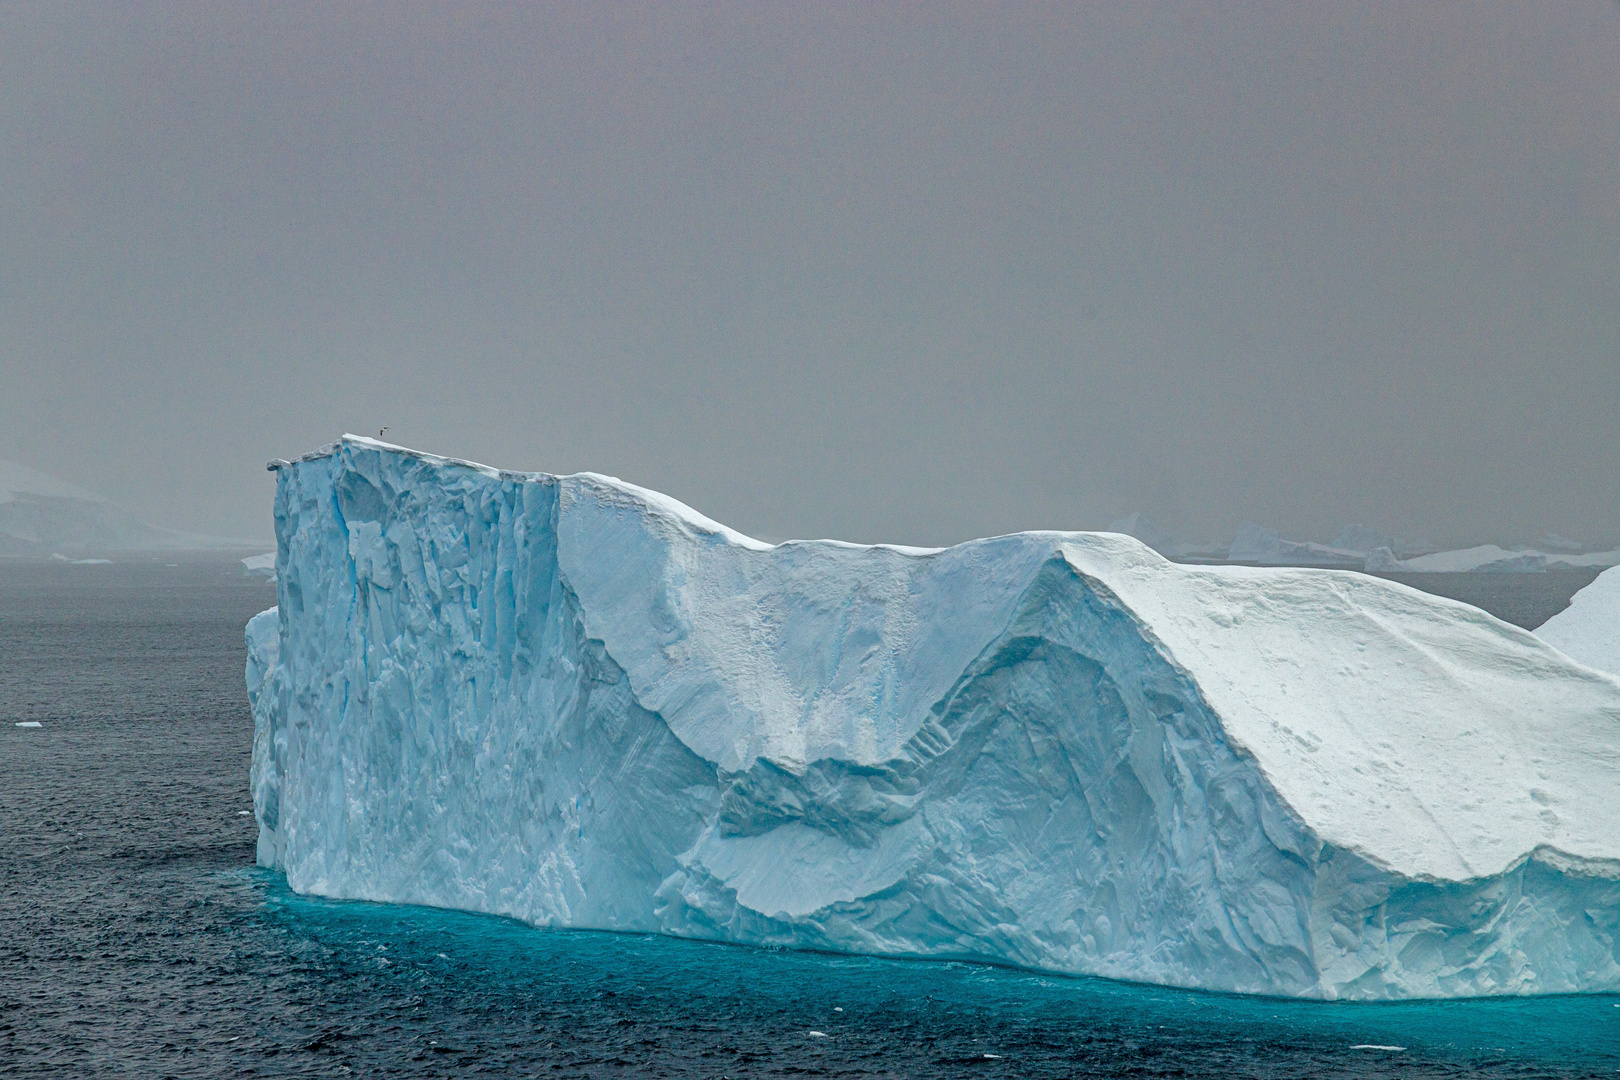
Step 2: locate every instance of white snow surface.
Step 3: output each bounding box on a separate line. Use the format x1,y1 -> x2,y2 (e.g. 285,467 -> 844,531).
248,436 -> 1620,999
1536,566 -> 1620,678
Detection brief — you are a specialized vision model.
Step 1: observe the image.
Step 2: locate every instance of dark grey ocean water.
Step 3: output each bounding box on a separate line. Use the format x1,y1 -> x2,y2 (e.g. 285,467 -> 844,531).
2,558 -> 1617,1079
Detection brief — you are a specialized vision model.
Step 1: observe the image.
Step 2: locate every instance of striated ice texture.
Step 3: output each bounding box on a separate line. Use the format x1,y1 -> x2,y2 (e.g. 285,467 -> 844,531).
248,437 -> 1620,1000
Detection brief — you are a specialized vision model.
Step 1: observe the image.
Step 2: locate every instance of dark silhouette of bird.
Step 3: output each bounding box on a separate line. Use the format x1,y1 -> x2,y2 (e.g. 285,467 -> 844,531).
378,427 -> 389,440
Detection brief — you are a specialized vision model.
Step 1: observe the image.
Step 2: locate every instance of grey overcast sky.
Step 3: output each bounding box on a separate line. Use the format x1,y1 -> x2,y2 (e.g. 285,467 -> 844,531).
2,2 -> 1616,549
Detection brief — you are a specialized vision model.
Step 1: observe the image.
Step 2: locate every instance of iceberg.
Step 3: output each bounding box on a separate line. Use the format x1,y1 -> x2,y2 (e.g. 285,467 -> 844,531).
1329,524 -> 1396,556
248,436 -> 1620,1000
1374,545 -> 1620,574
241,552 -> 277,581
1535,566 -> 1620,678
1221,525 -> 1620,576
1388,544 -> 1550,574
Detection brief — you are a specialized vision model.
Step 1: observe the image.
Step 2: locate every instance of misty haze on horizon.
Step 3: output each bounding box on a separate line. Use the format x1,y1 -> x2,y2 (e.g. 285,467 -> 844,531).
2,2 -> 1617,551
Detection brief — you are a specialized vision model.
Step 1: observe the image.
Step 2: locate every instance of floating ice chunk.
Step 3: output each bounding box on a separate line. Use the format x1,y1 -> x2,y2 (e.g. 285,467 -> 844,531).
14,721 -> 42,728
1361,546 -> 1404,573
241,552 -> 277,581
248,436 -> 1620,1001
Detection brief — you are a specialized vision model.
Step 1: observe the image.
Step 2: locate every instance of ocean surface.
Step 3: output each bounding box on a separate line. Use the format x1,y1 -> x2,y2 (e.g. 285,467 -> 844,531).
2,557 -> 1617,1079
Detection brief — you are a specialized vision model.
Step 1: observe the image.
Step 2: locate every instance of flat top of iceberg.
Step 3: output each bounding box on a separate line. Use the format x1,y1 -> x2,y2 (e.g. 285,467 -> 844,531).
317,435 -> 943,555
294,436 -> 1620,883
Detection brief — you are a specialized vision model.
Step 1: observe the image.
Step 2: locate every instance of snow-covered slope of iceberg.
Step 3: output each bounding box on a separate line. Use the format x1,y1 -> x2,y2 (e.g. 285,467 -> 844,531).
248,437 -> 1620,1000
1536,566 -> 1620,678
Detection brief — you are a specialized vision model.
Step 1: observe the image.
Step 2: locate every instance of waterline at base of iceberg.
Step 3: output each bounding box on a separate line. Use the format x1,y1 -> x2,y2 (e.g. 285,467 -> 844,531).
248,436 -> 1620,1000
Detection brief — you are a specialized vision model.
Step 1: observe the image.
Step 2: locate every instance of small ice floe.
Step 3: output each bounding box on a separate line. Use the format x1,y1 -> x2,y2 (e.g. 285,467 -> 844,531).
833,1007 -> 843,1012
982,1053 -> 1002,1059
242,552 -> 277,582
807,1030 -> 828,1038
15,721 -> 42,728
1350,1045 -> 1406,1051
237,810 -> 252,816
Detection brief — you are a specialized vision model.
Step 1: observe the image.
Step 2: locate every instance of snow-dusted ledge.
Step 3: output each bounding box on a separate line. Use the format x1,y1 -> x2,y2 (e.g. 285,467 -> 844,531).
247,436 -> 1620,999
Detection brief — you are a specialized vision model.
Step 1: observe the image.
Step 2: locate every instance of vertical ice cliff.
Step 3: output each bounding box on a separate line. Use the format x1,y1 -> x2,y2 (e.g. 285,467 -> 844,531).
248,437 -> 1620,999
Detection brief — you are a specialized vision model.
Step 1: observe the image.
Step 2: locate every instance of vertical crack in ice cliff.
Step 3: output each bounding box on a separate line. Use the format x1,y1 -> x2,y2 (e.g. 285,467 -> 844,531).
248,436 -> 1620,999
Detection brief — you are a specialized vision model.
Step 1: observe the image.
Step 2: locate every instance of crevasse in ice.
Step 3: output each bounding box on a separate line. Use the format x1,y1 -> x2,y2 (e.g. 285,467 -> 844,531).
247,436 -> 1620,999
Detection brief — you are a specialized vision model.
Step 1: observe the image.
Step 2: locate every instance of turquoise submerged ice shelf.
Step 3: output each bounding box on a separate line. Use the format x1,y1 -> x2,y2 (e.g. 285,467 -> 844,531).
247,436 -> 1620,1000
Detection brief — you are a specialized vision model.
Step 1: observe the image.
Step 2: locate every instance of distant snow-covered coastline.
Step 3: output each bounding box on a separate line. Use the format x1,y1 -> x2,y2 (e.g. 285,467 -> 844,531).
1107,512 -> 1619,574
0,459 -> 260,557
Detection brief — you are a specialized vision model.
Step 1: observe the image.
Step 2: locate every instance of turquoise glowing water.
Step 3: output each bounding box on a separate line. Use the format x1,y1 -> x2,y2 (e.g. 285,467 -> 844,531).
3,560 -> 1616,1077
254,876 -> 1620,1077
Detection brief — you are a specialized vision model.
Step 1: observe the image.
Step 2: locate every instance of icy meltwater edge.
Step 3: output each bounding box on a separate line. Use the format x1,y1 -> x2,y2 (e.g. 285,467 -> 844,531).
251,437 -> 1620,1000
3,562 -> 1620,1077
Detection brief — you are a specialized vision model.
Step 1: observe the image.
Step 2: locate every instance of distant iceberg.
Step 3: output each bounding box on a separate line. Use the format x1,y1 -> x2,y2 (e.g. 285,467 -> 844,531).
1329,524 -> 1397,556
1215,521 -> 1620,575
1535,566 -> 1620,678
248,437 -> 1620,1000
1226,522 -> 1363,568
0,458 -> 256,557
241,552 -> 277,582
1374,544 -> 1620,574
